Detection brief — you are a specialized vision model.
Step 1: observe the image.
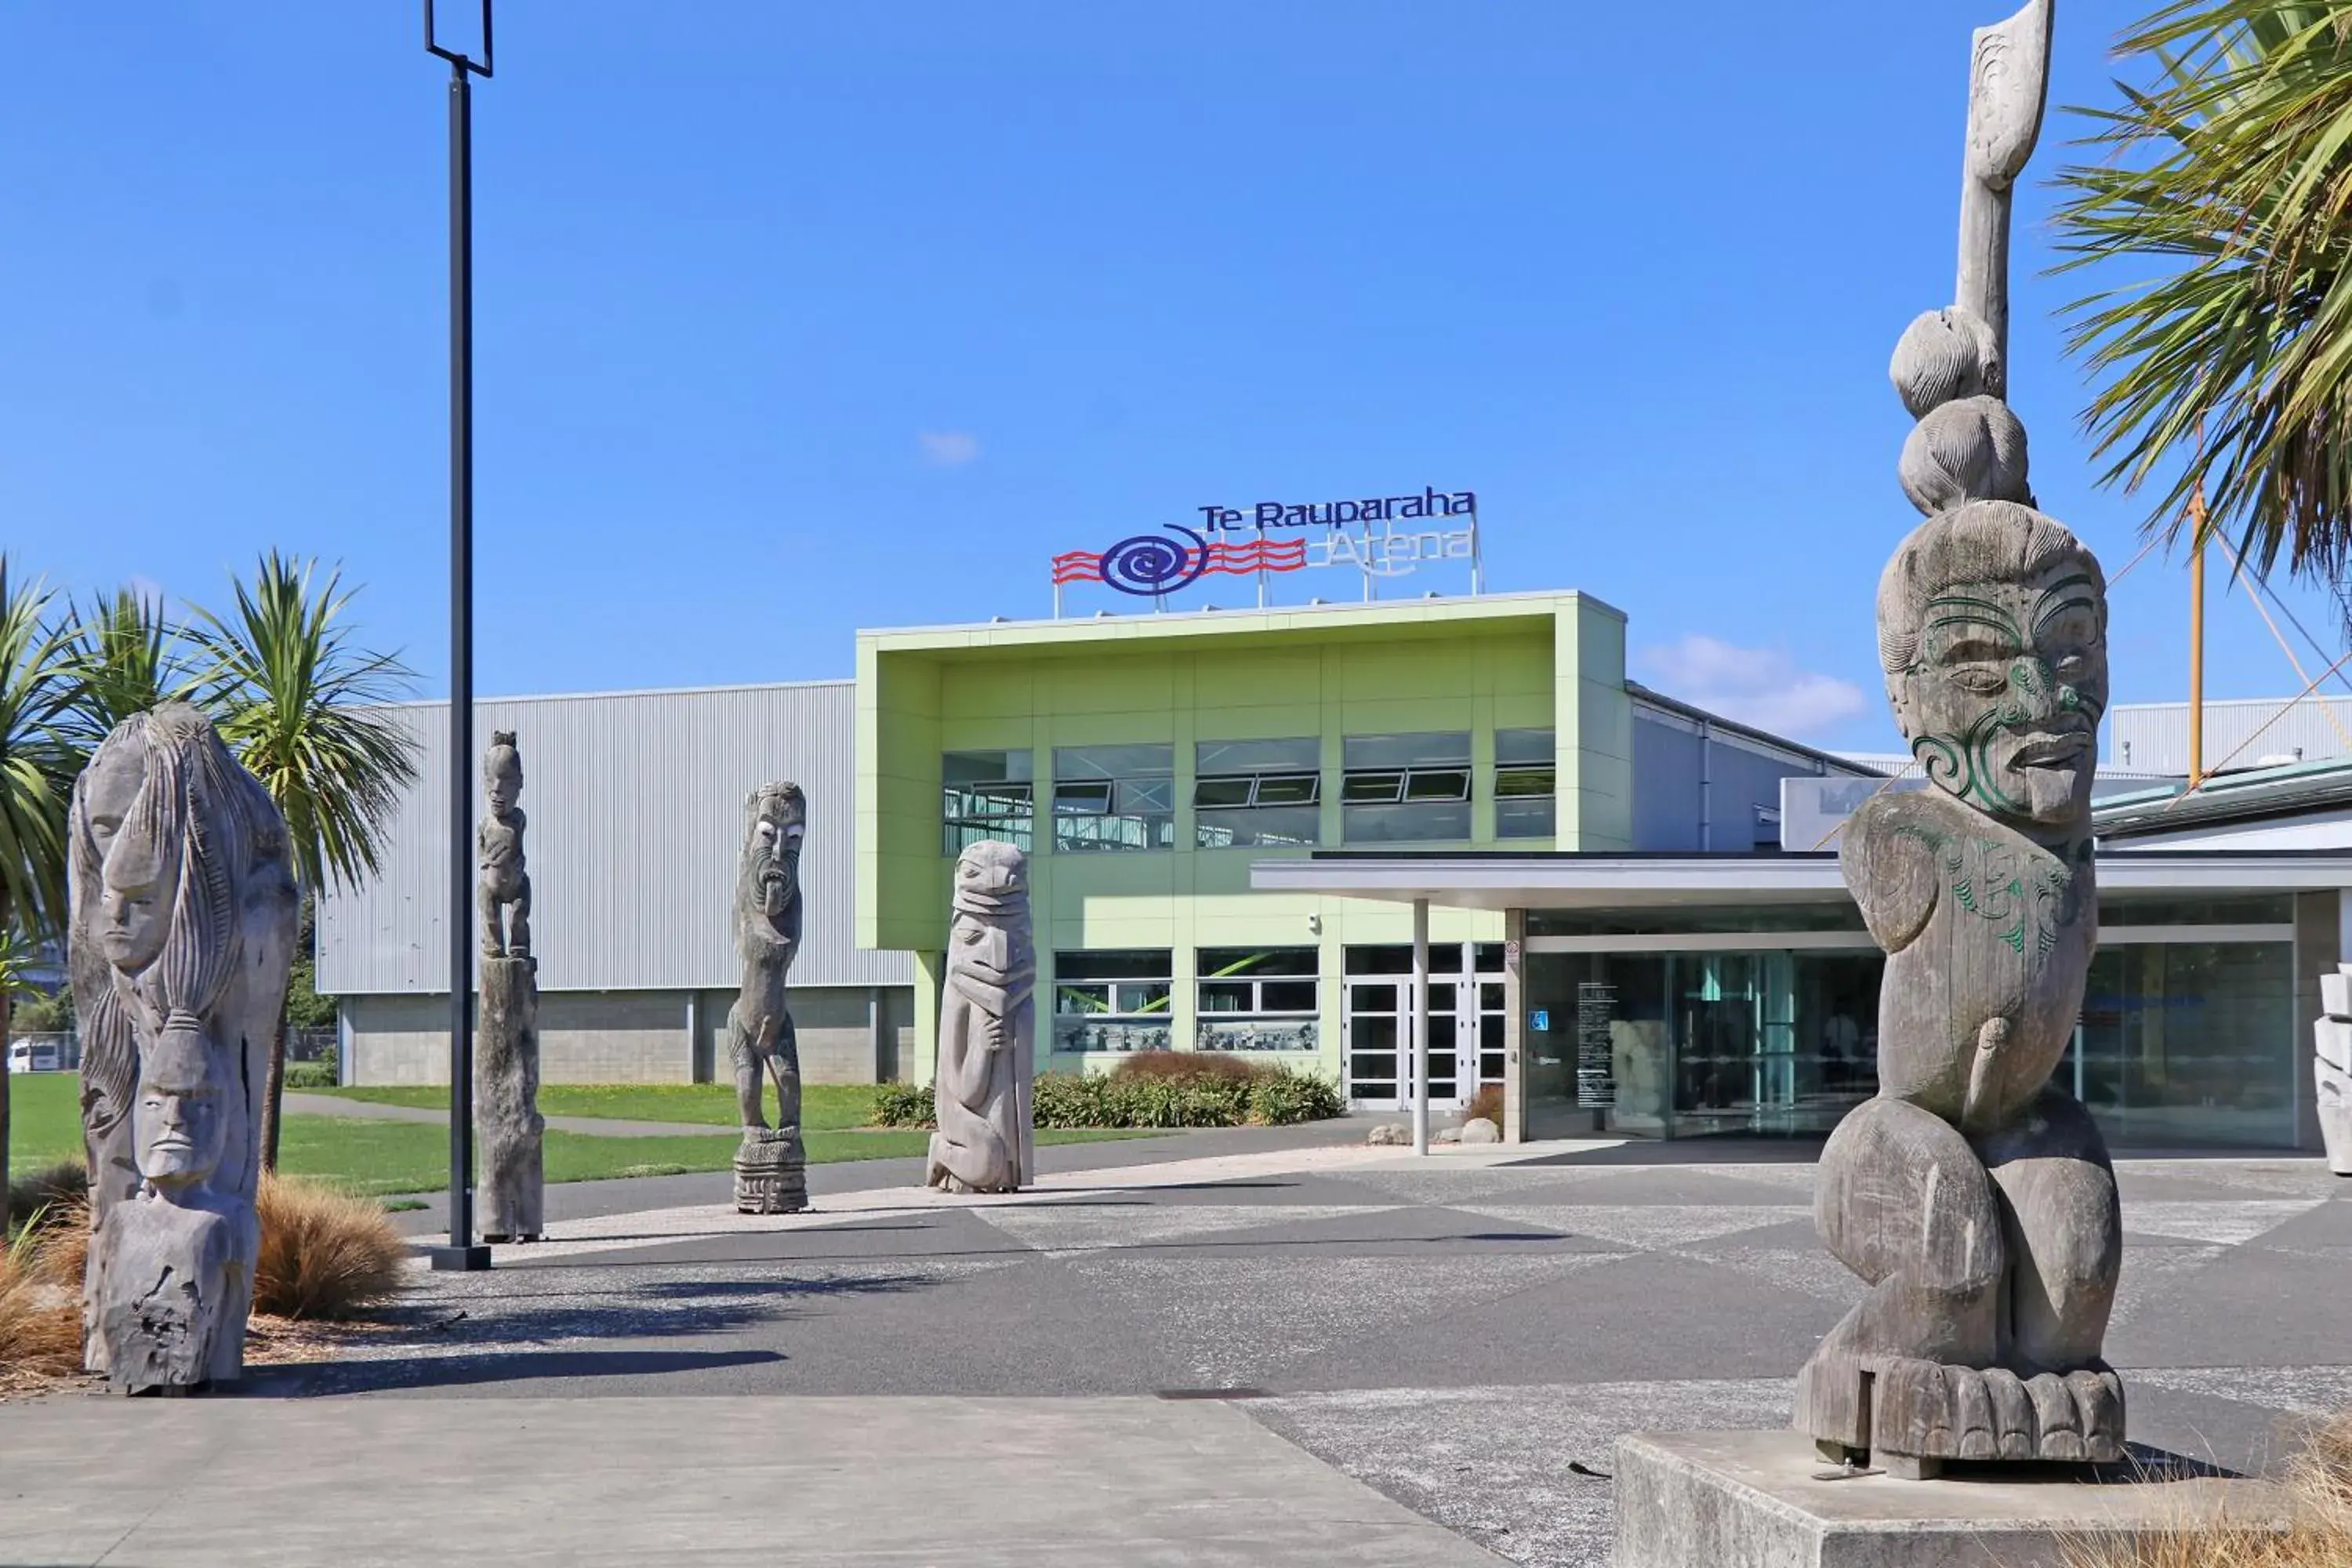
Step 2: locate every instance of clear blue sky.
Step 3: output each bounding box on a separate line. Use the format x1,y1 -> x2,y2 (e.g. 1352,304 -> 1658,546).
2,2 -> 2336,753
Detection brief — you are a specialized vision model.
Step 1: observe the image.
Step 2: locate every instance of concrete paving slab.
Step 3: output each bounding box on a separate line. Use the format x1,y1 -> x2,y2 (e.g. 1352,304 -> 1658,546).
0,1396 -> 1510,1567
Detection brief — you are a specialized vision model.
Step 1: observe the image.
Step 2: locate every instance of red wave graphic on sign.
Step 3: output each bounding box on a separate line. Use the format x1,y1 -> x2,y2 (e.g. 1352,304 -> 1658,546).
1053,535 -> 1308,587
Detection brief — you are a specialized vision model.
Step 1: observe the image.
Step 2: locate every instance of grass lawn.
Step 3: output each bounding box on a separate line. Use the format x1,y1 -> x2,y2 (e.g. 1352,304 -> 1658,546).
318,1082 -> 878,1130
10,1073 -> 1162,1200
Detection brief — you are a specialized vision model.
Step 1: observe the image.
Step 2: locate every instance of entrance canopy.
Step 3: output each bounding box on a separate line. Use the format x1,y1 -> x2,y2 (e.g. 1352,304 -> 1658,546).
1249,848 -> 2352,911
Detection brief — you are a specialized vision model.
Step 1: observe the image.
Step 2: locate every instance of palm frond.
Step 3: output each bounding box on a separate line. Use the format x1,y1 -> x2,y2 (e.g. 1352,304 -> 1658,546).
0,563 -> 82,943
53,585 -> 209,751
189,551 -> 422,894
2052,1 -> 2352,581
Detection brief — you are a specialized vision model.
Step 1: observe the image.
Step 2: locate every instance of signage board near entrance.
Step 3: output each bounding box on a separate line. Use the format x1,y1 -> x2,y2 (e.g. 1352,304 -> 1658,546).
1576,982 -> 1617,1108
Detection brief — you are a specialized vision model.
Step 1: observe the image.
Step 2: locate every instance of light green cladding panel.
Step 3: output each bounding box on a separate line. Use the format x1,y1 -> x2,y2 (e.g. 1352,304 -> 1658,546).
1559,595 -> 1634,850
857,642 -> 948,953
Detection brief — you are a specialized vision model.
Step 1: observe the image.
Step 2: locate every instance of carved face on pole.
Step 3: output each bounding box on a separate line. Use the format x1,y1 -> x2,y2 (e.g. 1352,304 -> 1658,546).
951,840 -> 1030,981
132,1026 -> 227,1191
1878,500 -> 2108,830
485,731 -> 522,815
748,782 -> 805,881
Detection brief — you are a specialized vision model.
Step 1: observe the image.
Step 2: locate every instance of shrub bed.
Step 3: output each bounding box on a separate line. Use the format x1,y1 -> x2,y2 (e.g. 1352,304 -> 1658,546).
868,1054 -> 1341,1131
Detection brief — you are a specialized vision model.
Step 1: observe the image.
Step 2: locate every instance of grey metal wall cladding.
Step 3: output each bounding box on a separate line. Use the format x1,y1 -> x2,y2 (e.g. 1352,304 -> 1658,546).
1631,711 -> 1833,852
2111,699 -> 2352,778
314,682 -> 910,995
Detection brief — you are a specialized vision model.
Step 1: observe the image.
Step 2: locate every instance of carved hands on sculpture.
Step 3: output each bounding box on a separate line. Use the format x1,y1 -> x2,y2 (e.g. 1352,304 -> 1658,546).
1961,1015 -> 2010,1134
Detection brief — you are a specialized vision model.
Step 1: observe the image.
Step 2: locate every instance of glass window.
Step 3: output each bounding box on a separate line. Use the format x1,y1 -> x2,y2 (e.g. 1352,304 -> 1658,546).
1053,744 -> 1175,853
1341,732 -> 1472,844
1495,727 -> 1555,765
2096,896 -> 2295,927
1195,946 -> 1320,1052
1494,727 -> 1557,841
1194,737 -> 1321,849
2078,942 -> 2296,1147
1528,905 -> 1871,937
943,750 -> 1033,854
1054,949 -> 1174,1053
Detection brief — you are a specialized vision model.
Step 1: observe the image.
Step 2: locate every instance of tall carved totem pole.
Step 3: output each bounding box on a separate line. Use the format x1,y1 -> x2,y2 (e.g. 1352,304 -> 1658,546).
726,782 -> 808,1214
476,730 -> 543,1243
1795,0 -> 2130,1478
69,703 -> 298,1392
926,840 -> 1036,1195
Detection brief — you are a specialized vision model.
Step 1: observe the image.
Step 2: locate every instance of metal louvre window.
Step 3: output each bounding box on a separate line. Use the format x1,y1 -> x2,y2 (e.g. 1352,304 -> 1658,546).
1341,731 -> 1471,844
1495,727 -> 1556,840
943,750 -> 1033,853
1196,946 -> 1319,1051
1194,738 -> 1321,848
1053,949 -> 1174,1053
1053,744 -> 1175,852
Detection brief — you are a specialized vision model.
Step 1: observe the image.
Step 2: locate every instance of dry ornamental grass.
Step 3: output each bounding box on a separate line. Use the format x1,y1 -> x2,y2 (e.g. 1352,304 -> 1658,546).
2065,1415 -> 2352,1568
0,1201 -> 89,1392
252,1172 -> 410,1320
1,1171 -> 410,1394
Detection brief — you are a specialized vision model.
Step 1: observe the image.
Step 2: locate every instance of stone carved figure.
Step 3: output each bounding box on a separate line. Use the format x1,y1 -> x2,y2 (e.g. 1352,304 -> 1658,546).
926,841 -> 1035,1194
478,731 -> 531,959
1798,0 -> 2129,1478
2316,967 -> 2352,1177
724,782 -> 808,1214
475,731 -> 543,1241
67,703 -> 296,1391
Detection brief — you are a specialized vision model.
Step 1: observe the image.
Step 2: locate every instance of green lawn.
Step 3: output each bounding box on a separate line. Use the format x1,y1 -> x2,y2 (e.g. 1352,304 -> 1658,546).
9,1073 -> 1160,1200
318,1081 -> 880,1130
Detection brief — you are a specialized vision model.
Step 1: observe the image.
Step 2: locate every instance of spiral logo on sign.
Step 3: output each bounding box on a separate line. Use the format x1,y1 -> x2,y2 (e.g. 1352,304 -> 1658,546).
1098,525 -> 1210,597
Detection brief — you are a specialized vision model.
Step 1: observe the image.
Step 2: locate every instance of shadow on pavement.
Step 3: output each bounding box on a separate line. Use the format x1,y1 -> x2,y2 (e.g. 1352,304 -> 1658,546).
241,1348 -> 784,1396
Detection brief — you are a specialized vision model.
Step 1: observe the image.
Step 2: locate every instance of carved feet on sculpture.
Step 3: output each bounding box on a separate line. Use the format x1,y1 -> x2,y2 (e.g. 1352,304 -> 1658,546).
1807,1352 -> 2124,1476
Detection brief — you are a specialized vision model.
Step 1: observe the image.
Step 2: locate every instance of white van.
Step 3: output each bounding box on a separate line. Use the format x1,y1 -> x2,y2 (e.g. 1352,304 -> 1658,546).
5,1038 -> 63,1074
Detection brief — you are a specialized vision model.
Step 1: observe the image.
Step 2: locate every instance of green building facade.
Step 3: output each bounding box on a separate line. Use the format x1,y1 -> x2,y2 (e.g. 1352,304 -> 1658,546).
856,592 -> 1635,1105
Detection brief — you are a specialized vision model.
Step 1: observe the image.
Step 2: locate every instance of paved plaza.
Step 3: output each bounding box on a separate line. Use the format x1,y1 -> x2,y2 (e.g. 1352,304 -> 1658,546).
3,1128 -> 2348,1566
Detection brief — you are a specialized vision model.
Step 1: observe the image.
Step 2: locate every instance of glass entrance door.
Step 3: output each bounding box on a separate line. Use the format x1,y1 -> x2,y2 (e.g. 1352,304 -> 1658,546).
1344,943 -> 1488,1111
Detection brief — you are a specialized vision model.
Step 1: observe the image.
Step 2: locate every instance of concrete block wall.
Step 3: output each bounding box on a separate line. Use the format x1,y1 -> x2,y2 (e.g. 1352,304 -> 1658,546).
347,985 -> 915,1087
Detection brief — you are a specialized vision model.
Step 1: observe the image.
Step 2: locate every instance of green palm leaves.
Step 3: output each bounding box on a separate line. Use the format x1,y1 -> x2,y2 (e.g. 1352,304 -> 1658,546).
0,567 -> 82,953
2053,2 -> 2352,579
191,552 -> 419,896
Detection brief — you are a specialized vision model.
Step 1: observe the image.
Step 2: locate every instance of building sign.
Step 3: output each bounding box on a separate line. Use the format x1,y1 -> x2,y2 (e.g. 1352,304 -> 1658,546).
1051,488 -> 1483,609
1575,982 -> 1617,1109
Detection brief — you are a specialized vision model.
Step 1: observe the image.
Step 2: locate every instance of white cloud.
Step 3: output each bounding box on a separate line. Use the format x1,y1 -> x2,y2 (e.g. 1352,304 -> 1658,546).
917,430 -> 980,468
1637,634 -> 1867,739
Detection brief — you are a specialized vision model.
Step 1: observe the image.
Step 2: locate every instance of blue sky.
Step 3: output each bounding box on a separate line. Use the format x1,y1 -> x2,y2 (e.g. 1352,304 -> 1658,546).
2,1 -> 2337,753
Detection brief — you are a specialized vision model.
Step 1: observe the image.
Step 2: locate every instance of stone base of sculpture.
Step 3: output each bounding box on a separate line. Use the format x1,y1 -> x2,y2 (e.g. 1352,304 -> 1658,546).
2317,968 -> 2352,1177
476,955 -> 545,1242
734,1128 -> 807,1214
1610,1430 -> 2282,1568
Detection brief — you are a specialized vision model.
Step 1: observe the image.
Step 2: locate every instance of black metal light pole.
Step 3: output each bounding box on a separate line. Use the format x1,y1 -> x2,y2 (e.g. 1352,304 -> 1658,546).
426,0 -> 494,1272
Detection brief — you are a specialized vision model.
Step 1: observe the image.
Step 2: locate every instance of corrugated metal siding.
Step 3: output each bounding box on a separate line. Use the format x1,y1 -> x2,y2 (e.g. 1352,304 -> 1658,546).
2111,698 -> 2352,776
315,682 -> 910,995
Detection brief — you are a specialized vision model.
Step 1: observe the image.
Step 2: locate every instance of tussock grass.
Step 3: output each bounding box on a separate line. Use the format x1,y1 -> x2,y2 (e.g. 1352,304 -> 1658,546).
2065,1414 -> 2352,1567
0,1200 -> 87,1389
252,1173 -> 408,1320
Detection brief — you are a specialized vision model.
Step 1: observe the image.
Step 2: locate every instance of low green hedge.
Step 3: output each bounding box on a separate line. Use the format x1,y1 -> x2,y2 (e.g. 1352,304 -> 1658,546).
869,1065 -> 1341,1131
284,1060 -> 340,1091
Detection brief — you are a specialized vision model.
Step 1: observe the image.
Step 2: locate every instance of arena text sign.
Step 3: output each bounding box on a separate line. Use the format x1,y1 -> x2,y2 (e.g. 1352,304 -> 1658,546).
1051,487 -> 1482,602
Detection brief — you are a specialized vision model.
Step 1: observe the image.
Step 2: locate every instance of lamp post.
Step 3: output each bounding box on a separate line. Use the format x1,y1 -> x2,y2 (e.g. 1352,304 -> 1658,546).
426,0 -> 494,1272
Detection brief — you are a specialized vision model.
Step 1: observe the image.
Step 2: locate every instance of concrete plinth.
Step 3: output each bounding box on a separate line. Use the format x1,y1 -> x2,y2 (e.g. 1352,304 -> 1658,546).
1613,1431 -> 2284,1568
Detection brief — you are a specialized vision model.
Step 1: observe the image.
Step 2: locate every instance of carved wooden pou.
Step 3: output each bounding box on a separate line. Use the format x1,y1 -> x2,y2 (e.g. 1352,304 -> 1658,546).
926,841 -> 1035,1195
1796,0 -> 2127,1479
475,731 -> 543,1242
724,782 -> 808,1214
68,702 -> 297,1392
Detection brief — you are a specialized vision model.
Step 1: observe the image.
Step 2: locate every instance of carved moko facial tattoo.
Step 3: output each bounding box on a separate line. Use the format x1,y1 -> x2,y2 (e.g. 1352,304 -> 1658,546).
1877,501 -> 2108,831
